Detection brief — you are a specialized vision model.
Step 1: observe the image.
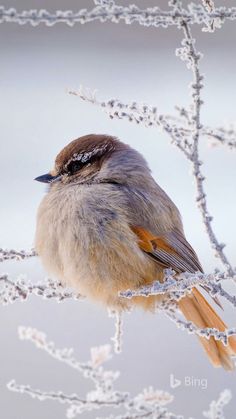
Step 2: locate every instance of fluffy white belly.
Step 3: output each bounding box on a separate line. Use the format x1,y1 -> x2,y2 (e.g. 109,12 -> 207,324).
35,184 -> 158,307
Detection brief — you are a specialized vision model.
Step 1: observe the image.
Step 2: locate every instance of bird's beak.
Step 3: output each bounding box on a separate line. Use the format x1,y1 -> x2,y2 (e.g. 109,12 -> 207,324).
34,173 -> 61,184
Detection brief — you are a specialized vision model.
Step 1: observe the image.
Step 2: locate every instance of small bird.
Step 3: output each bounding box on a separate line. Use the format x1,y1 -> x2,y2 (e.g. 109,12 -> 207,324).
35,134 -> 236,370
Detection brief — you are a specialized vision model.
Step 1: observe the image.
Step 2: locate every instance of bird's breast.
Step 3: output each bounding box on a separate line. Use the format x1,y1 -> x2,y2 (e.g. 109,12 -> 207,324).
35,184 -> 159,308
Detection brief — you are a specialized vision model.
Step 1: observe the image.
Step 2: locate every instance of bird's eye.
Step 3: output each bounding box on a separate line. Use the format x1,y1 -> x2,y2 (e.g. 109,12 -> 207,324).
66,161 -> 82,175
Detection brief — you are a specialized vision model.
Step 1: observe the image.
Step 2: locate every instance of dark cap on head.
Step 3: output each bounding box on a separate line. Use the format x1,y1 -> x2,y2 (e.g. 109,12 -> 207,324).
35,134 -> 128,184
55,134 -> 125,172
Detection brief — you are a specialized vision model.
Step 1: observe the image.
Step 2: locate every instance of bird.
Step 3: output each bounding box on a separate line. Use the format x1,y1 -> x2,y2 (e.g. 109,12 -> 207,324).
35,134 -> 236,370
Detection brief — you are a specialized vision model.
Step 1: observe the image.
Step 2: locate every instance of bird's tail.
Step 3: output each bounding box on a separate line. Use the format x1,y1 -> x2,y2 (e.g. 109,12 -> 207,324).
178,288 -> 236,370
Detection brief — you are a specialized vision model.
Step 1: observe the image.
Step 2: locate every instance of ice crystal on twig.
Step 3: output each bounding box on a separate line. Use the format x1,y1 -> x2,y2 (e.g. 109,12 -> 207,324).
203,389 -> 232,419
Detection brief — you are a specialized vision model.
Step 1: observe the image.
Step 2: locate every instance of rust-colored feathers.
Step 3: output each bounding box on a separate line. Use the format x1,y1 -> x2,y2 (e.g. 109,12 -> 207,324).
132,225 -> 236,371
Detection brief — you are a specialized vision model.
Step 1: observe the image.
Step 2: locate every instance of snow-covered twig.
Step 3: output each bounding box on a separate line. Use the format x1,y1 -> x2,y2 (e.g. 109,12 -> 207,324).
7,327 -> 231,418
203,389 -> 232,419
109,310 -> 123,354
120,269 -> 236,307
177,16 -> 234,276
0,274 -> 83,305
164,306 -> 236,347
0,2 -> 236,30
203,126 -> 236,150
120,269 -> 236,346
69,88 -> 192,158
0,247 -> 36,262
7,327 -> 178,418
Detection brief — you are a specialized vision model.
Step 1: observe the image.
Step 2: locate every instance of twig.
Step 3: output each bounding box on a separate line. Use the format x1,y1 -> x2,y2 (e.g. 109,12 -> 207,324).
178,17 -> 234,275
0,248 -> 36,263
0,274 -> 83,305
109,310 -> 123,354
0,2 -> 236,30
203,389 -> 232,419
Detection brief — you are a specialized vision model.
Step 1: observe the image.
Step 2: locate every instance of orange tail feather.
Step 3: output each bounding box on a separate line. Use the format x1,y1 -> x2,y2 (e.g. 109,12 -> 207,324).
179,288 -> 236,370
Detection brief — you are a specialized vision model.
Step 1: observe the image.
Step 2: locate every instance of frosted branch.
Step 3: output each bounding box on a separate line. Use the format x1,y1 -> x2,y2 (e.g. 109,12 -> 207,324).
0,247 -> 36,262
7,327 -> 178,418
1,2 -> 236,30
8,327 -> 230,418
178,17 -> 234,275
203,389 -> 232,419
109,310 -> 123,354
120,269 -> 236,346
203,126 -> 236,150
120,269 -> 236,306
0,274 -> 83,305
69,88 -> 192,158
164,306 -> 236,347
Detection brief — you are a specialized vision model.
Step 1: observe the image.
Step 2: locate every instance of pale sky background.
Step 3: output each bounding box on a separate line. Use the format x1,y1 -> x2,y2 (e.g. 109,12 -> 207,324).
0,1 -> 236,418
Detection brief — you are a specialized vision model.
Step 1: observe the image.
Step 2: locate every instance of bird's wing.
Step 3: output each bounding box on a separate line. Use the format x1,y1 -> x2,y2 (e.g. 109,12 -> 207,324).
131,225 -> 222,308
131,225 -> 203,274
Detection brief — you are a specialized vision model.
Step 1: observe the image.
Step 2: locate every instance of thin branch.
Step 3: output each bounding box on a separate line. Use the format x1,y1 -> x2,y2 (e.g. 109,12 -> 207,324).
203,127 -> 236,150
0,248 -> 36,263
119,269 -> 236,307
109,310 -> 123,354
178,17 -> 234,275
7,327 -> 177,418
0,2 -> 236,30
164,307 -> 236,347
120,268 -> 236,346
203,389 -> 232,419
9,327 -> 230,419
0,274 -> 83,305
69,88 -> 192,158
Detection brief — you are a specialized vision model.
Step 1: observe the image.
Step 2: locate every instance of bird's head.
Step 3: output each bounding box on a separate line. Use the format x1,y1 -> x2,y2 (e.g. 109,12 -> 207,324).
35,134 -> 150,187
